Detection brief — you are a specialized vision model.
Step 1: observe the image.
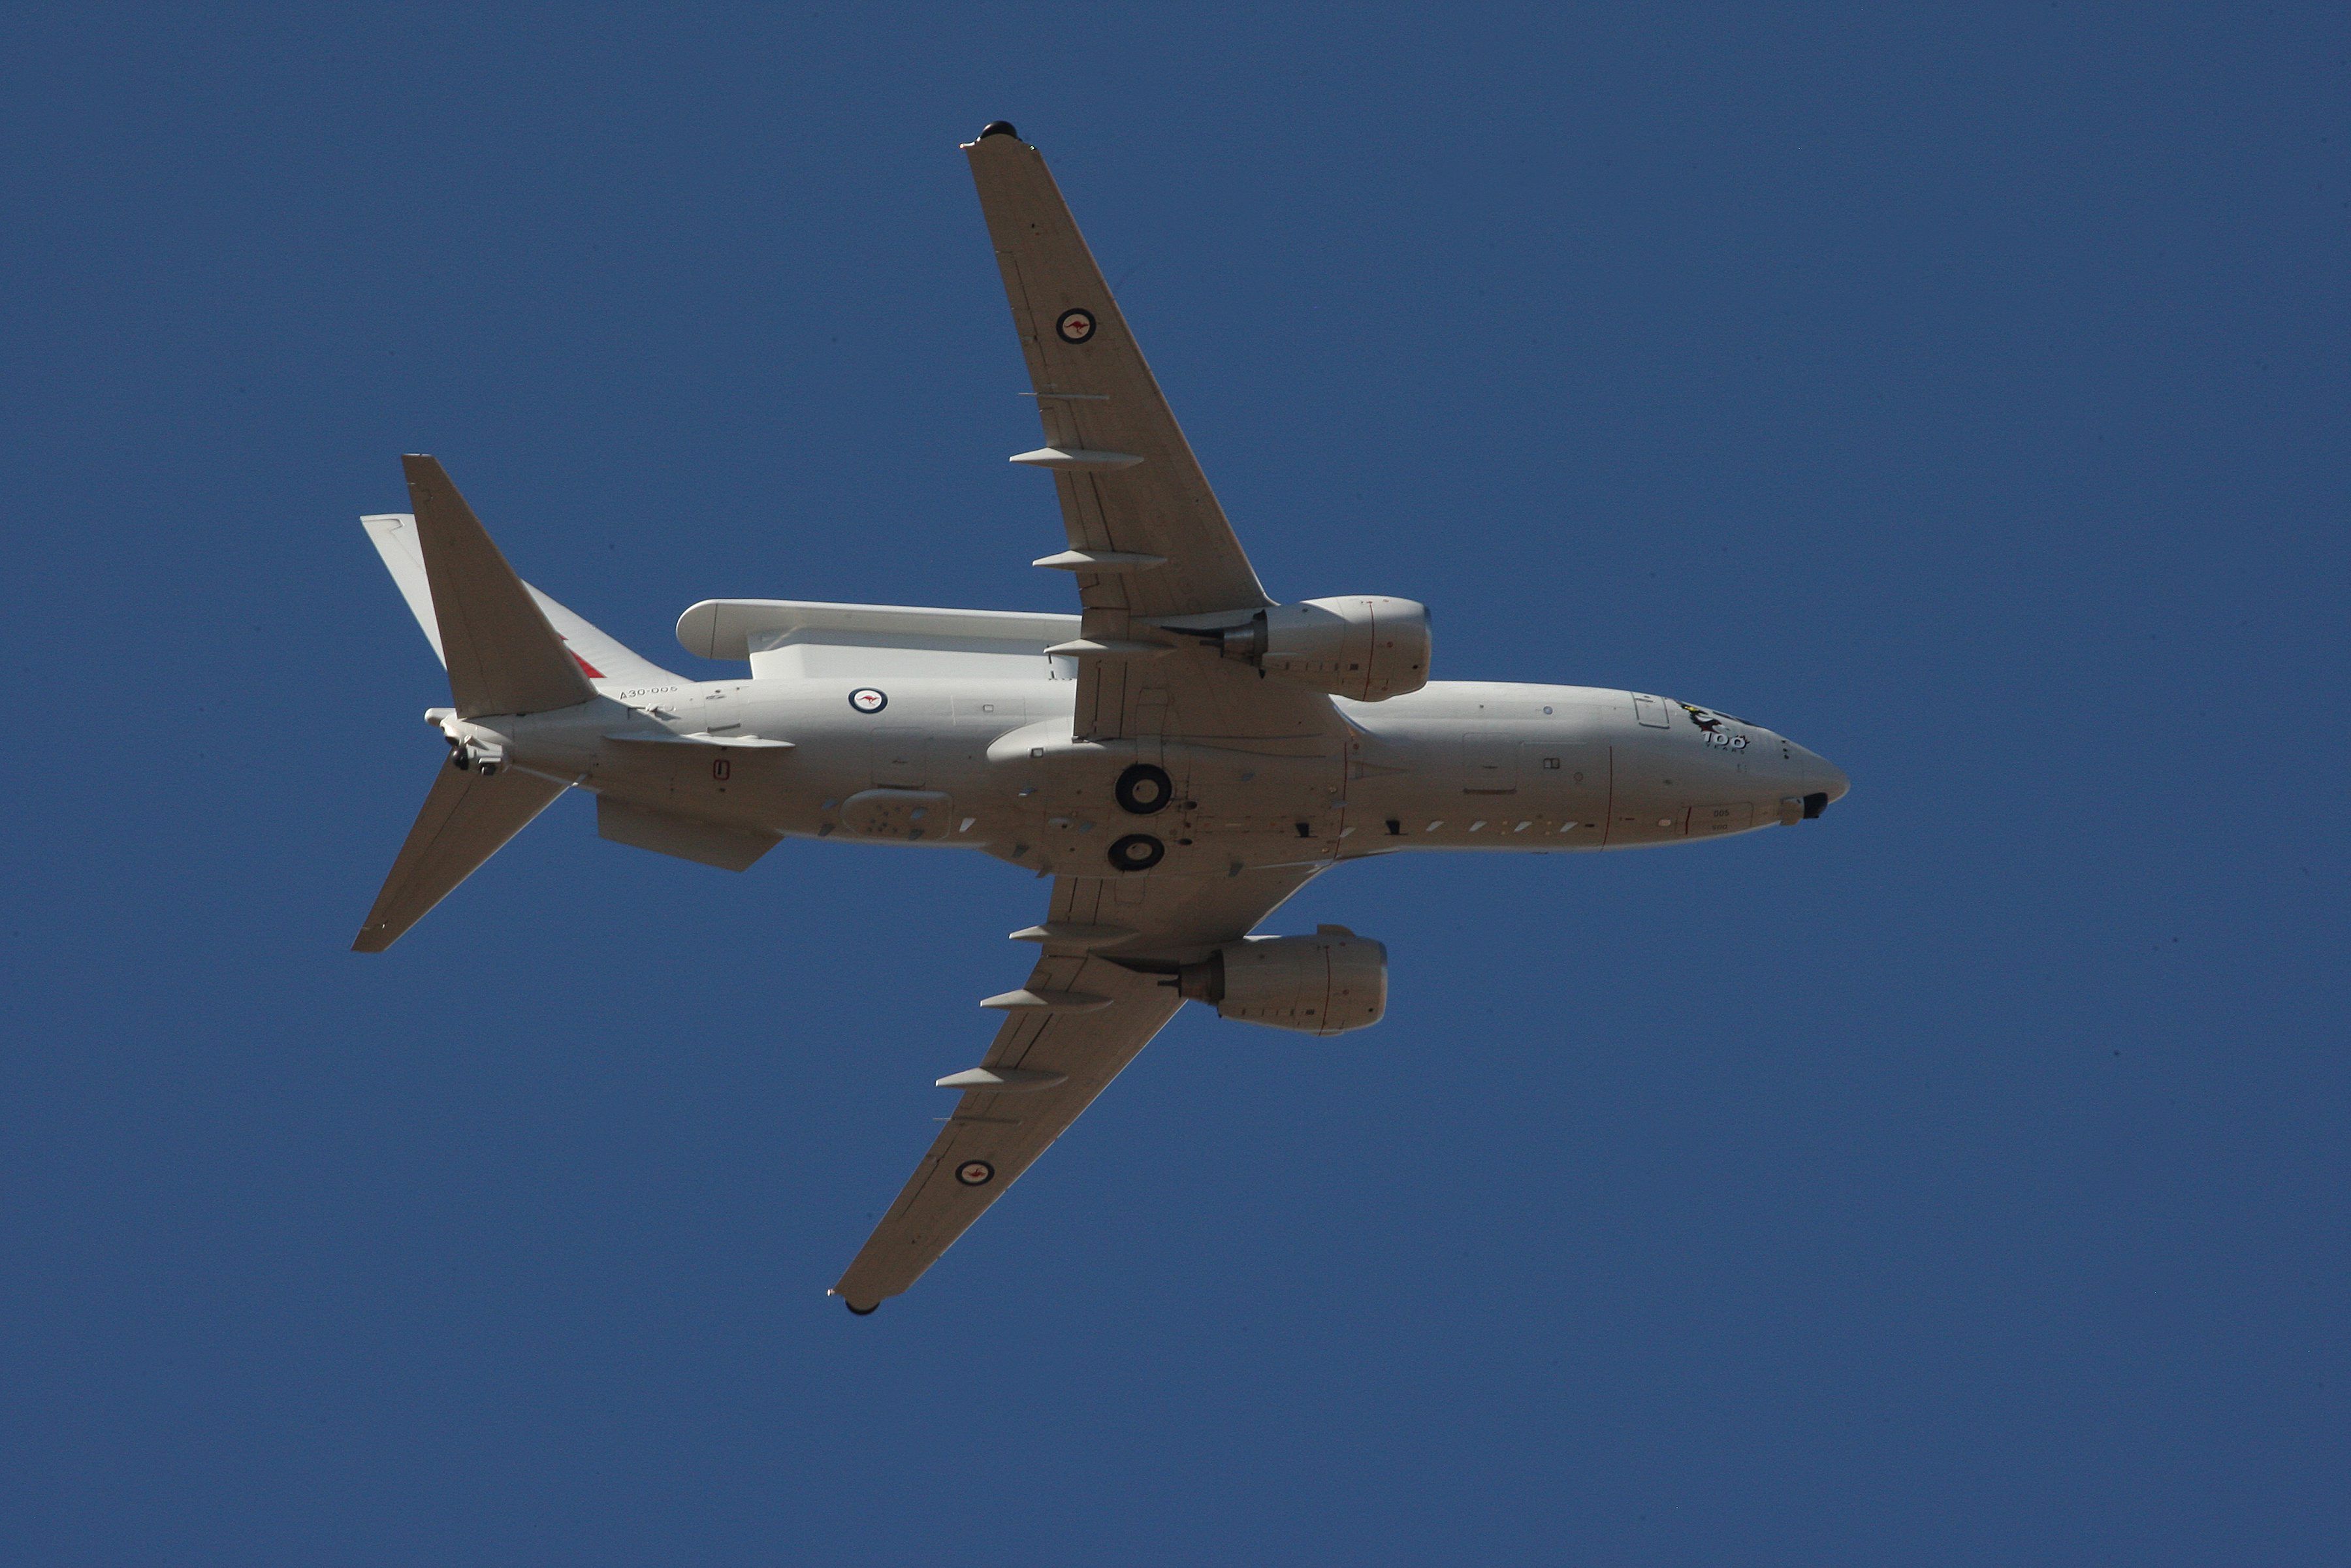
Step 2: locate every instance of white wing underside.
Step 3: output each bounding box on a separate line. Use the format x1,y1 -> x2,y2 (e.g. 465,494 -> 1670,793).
833,863 -> 1321,1309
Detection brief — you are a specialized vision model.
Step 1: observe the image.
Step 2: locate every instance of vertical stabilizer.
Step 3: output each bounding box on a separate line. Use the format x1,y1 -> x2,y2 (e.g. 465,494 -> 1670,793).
362,512 -> 682,689
351,454 -> 615,953
402,455 -> 595,718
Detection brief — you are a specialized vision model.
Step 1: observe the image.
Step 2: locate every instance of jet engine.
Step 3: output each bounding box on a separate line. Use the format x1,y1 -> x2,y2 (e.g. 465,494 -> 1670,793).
1177,925 -> 1388,1035
1217,596 -> 1431,701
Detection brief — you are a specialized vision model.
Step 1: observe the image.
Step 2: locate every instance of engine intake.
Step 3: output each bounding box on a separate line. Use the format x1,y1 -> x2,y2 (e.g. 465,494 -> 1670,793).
1219,596 -> 1430,701
1177,925 -> 1388,1035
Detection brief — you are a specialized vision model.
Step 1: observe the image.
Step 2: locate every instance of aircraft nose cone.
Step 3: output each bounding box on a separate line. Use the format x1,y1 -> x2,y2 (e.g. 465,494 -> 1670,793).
1812,754 -> 1850,804
1785,741 -> 1849,818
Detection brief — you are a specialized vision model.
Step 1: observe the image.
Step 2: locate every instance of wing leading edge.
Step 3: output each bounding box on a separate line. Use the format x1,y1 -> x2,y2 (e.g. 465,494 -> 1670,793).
833,865 -> 1322,1311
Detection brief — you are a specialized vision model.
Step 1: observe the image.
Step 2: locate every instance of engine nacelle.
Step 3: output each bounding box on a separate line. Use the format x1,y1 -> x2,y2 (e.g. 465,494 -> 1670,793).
1178,925 -> 1388,1035
1220,596 -> 1430,701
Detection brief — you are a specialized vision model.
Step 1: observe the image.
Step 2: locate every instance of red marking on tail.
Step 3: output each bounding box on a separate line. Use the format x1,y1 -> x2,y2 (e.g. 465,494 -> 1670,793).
565,645 -> 606,679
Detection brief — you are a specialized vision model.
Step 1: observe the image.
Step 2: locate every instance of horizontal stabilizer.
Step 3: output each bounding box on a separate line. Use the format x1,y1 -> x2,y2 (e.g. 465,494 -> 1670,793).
401,455 -> 595,718
352,765 -> 568,952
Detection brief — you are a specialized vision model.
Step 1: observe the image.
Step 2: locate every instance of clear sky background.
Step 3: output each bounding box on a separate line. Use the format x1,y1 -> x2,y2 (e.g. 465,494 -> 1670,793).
3,5 -> 2344,1564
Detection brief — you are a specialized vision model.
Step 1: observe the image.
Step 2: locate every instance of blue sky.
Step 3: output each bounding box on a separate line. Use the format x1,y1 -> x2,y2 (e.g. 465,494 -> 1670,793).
3,5 -> 2344,1563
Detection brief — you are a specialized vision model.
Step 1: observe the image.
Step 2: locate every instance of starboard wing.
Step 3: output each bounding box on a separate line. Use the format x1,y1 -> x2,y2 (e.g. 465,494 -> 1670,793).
832,863 -> 1322,1311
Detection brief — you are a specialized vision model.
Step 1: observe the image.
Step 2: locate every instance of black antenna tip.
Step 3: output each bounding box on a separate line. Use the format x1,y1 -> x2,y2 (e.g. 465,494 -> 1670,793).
978,121 -> 1019,140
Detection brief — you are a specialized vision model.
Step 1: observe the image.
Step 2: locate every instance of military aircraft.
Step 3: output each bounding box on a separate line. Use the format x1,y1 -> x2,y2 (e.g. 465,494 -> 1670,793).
352,123 -> 1849,1313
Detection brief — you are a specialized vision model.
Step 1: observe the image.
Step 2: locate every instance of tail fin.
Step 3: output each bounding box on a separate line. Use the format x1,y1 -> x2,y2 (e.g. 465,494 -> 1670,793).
351,763 -> 567,952
360,455 -> 682,714
363,509 -> 683,696
353,454 -> 663,952
390,455 -> 592,718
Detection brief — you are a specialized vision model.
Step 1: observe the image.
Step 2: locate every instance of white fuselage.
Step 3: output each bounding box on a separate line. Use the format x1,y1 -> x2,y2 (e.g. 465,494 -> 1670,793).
469,662 -> 1849,879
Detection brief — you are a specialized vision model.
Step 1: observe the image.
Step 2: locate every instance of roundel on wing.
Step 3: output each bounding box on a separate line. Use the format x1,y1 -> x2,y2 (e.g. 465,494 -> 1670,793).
1055,308 -> 1096,344
848,687 -> 888,714
955,1160 -> 997,1187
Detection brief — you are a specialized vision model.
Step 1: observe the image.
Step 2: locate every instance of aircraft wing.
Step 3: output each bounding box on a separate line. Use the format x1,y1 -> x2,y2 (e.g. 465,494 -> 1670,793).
833,863 -> 1321,1311
965,125 -> 1338,744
